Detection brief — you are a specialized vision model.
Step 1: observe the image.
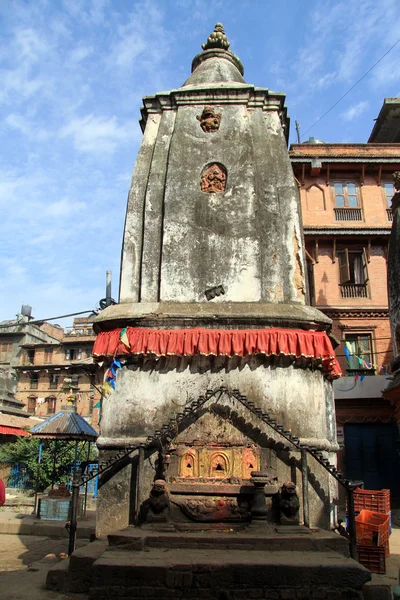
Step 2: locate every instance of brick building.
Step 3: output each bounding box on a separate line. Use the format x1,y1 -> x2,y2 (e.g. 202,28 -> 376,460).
15,316 -> 101,428
0,306 -> 63,419
290,128 -> 400,495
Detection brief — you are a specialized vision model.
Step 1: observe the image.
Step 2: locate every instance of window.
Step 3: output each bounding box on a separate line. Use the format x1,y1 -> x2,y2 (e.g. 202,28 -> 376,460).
383,182 -> 394,206
333,182 -> 362,221
26,349 -> 35,365
49,373 -> 59,389
27,396 -> 37,414
344,334 -> 374,375
333,182 -> 359,207
338,248 -> 369,298
383,182 -> 394,221
65,348 -> 82,360
30,373 -> 39,389
44,347 -> 53,364
0,341 -> 11,362
46,396 -> 56,414
71,374 -> 79,387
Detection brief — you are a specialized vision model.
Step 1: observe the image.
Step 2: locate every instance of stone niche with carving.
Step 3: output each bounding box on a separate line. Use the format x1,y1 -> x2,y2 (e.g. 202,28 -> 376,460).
166,410 -> 278,523
200,162 -> 227,193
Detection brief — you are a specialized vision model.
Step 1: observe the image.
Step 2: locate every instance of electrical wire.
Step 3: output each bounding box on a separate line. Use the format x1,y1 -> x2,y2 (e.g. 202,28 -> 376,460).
301,36 -> 400,139
0,309 -> 97,330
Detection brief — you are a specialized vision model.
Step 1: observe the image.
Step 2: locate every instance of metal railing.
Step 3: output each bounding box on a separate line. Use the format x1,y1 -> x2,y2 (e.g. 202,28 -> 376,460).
68,387 -> 361,560
334,207 -> 362,221
340,283 -> 368,298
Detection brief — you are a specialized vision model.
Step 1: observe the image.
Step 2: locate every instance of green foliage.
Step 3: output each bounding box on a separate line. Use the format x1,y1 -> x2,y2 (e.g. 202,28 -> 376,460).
0,437 -> 98,491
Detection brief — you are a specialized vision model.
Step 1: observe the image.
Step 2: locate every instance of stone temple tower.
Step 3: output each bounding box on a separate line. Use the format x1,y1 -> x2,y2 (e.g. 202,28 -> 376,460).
92,24 -> 341,537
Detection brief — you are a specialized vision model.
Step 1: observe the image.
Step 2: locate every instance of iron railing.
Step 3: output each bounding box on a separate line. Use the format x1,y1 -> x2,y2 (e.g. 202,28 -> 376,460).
68,387 -> 361,560
334,207 -> 362,221
340,283 -> 368,298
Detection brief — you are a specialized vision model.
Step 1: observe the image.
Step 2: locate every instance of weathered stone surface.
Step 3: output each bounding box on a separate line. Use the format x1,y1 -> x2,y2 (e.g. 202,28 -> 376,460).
95,26 -> 339,543
87,548 -> 370,599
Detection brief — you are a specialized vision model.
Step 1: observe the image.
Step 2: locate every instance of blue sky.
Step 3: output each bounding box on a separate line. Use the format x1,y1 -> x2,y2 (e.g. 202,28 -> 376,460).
1,0 -> 400,326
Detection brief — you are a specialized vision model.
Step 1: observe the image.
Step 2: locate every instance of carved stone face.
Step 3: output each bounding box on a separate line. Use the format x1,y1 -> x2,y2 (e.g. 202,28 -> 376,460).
152,479 -> 167,494
282,482 -> 296,495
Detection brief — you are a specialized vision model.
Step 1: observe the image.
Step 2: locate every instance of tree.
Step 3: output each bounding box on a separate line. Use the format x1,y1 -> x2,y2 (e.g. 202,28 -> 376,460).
0,436 -> 97,491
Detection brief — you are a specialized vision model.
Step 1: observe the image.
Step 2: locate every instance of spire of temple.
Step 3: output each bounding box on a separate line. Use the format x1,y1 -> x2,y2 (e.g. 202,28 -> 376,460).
202,23 -> 230,51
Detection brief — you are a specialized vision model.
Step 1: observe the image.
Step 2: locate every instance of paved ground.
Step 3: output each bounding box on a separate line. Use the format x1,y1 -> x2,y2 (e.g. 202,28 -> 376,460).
0,534 -> 89,600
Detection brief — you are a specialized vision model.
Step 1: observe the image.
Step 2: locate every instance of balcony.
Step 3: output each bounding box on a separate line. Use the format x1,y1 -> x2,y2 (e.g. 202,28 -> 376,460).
334,207 -> 362,221
387,208 -> 393,222
340,283 -> 368,298
346,369 -> 375,377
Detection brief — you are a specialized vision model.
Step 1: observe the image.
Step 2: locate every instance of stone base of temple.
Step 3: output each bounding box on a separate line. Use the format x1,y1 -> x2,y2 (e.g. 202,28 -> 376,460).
46,526 -> 372,599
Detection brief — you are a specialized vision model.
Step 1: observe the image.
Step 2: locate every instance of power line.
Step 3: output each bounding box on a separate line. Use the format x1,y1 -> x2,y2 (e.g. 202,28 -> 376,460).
0,310 -> 97,330
301,36 -> 400,139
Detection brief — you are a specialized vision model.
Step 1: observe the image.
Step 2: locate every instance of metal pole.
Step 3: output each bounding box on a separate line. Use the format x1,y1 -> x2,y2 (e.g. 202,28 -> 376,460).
33,440 -> 42,516
346,484 -> 358,560
295,120 -> 301,143
301,447 -> 310,528
68,472 -> 81,556
51,440 -> 57,489
106,271 -> 112,307
83,442 -> 91,516
135,446 -> 144,524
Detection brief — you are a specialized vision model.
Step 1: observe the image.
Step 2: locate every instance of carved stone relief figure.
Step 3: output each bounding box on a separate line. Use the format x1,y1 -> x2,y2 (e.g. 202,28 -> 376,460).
200,163 -> 227,193
196,106 -> 222,132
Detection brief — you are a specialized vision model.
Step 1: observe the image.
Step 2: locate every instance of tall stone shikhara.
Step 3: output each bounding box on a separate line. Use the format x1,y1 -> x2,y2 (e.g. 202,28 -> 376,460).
92,24 -> 341,537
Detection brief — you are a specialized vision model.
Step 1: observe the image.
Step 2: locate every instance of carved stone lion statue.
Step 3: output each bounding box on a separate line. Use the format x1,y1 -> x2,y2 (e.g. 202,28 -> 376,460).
139,479 -> 171,524
278,481 -> 300,525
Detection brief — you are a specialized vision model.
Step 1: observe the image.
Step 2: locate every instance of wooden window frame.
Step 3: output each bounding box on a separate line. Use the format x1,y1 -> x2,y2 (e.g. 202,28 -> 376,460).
344,332 -> 375,376
49,373 -> 59,390
382,181 -> 395,207
30,372 -> 39,389
44,347 -> 53,364
332,181 -> 360,208
338,248 -> 369,285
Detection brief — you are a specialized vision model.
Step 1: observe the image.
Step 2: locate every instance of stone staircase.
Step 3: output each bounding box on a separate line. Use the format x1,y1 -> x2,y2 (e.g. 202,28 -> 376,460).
47,525 -> 374,600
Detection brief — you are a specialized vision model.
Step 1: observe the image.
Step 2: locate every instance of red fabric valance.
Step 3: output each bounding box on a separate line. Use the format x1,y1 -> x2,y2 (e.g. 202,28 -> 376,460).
0,426 -> 29,437
93,327 -> 342,378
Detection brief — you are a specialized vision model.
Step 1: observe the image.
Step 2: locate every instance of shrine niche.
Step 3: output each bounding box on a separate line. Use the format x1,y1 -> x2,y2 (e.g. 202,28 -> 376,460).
196,106 -> 222,132
160,406 -> 274,523
200,162 -> 227,193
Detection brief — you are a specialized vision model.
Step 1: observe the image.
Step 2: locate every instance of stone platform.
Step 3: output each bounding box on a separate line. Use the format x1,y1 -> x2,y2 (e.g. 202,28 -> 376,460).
47,526 -> 372,599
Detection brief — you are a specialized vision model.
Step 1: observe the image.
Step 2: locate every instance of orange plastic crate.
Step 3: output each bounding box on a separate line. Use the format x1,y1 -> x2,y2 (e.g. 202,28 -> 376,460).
355,510 -> 390,550
353,488 -> 390,514
357,544 -> 386,574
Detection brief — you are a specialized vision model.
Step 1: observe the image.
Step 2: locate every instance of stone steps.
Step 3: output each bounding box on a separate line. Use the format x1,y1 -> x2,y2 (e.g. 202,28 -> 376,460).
107,525 -> 350,556
46,526 -> 373,599
90,547 -> 371,600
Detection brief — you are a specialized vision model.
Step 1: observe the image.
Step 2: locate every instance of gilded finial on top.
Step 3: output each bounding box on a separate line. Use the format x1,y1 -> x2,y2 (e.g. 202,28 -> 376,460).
202,23 -> 230,51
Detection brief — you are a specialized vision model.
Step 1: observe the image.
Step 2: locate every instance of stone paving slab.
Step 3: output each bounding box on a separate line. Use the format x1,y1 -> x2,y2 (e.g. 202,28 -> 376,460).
0,508 -> 96,538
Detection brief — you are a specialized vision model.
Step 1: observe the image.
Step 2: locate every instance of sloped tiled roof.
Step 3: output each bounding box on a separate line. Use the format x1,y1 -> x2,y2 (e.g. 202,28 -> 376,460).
30,410 -> 98,440
289,143 -> 400,159
0,413 -> 42,430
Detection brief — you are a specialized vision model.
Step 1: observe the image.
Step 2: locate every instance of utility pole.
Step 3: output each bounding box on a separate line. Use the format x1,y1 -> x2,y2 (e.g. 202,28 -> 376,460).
295,120 -> 301,143
106,270 -> 112,307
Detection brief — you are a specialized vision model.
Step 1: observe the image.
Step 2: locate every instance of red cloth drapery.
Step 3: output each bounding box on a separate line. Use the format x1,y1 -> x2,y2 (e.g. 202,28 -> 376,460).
0,426 -> 30,436
93,327 -> 342,378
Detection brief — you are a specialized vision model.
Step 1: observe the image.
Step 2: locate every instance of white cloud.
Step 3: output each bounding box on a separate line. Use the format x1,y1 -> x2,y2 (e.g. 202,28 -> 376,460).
45,198 -> 86,218
59,114 -> 136,153
341,101 -> 369,121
